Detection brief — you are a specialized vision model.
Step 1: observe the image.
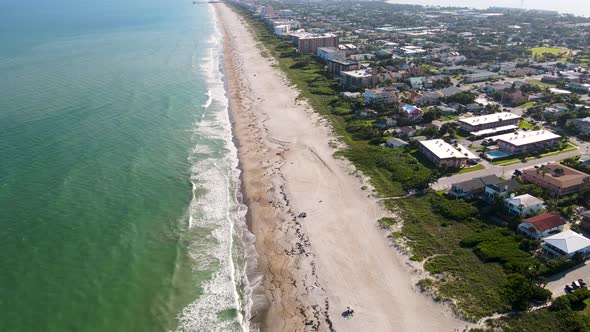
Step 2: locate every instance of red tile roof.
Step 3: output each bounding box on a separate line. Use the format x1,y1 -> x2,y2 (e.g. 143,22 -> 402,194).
523,213 -> 565,232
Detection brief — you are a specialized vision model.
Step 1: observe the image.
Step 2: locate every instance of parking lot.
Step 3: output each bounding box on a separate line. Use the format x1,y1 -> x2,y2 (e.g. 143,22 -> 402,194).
546,262 -> 590,297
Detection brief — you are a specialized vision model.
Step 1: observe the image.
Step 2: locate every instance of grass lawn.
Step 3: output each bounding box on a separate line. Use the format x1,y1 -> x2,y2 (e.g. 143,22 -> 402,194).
530,47 -> 571,61
491,143 -> 578,166
526,78 -> 556,90
519,120 -> 535,129
457,164 -> 485,174
439,114 -> 459,121
517,101 -> 536,109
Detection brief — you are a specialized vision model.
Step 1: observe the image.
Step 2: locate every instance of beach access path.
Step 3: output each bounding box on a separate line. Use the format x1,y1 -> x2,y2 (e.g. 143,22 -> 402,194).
215,4 -> 466,331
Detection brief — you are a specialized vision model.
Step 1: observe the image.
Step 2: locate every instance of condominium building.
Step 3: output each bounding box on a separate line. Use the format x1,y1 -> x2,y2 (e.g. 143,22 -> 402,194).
363,87 -> 399,106
340,69 -> 376,90
290,32 -> 339,54
418,139 -> 475,168
316,47 -> 345,61
458,113 -> 521,135
491,130 -> 561,154
327,59 -> 360,75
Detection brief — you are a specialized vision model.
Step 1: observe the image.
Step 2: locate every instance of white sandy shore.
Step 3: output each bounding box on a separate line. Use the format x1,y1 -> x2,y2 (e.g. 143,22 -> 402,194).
215,4 -> 467,331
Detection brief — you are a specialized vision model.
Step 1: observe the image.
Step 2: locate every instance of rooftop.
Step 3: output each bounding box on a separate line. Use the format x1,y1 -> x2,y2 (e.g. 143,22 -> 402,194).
506,194 -> 544,208
544,230 -> 590,255
459,113 -> 521,126
523,163 -> 589,185
419,139 -> 470,160
523,213 -> 565,232
491,130 -> 561,147
341,69 -> 372,78
453,174 -> 501,192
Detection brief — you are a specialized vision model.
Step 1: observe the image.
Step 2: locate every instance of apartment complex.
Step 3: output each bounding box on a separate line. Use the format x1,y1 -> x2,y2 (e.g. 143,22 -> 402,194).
291,32 -> 339,54
458,113 -> 521,135
340,69 -> 376,90
327,59 -> 360,75
418,139 -> 475,168
316,47 -> 345,61
363,87 -> 399,106
491,130 -> 561,154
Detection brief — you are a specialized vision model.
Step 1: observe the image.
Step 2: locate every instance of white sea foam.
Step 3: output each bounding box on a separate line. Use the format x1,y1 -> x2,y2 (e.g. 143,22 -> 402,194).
176,5 -> 259,332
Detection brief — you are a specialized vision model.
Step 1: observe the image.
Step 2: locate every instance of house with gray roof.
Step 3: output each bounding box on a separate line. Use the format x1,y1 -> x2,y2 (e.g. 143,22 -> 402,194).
448,174 -> 501,199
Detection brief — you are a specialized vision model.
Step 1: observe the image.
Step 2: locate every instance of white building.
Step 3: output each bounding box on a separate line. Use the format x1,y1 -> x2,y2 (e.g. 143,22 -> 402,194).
340,69 -> 375,90
363,87 -> 399,105
491,130 -> 562,154
418,139 -> 475,168
316,47 -> 345,61
463,71 -> 499,83
505,194 -> 544,217
542,230 -> 590,259
274,25 -> 290,36
458,113 -> 521,134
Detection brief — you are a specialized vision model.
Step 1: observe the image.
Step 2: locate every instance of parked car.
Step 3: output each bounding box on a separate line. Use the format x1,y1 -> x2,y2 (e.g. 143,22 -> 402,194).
565,284 -> 575,293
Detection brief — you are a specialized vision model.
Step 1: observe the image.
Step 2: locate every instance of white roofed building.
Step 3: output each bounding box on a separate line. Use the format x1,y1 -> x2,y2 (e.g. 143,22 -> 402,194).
505,194 -> 544,217
316,47 -> 345,61
341,69 -> 376,90
458,113 -> 521,134
491,130 -> 562,154
542,230 -> 590,259
418,139 -> 472,168
363,87 -> 399,106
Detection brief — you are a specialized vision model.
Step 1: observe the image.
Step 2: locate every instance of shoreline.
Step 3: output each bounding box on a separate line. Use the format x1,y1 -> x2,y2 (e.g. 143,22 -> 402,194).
214,3 -> 468,331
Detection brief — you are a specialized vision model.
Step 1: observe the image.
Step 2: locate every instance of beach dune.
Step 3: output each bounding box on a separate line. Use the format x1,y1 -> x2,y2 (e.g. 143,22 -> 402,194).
215,4 -> 465,331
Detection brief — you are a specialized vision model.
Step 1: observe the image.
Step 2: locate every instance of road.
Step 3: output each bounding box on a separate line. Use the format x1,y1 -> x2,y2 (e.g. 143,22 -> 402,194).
431,147 -> 586,191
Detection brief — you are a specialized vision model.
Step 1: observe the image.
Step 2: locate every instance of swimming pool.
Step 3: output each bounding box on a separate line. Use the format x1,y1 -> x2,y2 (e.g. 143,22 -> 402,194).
485,150 -> 512,160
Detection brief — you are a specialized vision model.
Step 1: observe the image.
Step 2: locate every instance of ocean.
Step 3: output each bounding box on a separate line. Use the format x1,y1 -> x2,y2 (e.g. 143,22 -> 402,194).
0,1 -> 253,331
387,0 -> 590,17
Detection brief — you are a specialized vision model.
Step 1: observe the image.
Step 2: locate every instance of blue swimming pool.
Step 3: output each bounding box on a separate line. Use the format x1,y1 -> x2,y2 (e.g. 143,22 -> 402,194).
486,150 -> 512,160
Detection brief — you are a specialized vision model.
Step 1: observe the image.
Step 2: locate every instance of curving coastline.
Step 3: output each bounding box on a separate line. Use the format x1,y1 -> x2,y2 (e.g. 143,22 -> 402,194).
214,3 -> 467,331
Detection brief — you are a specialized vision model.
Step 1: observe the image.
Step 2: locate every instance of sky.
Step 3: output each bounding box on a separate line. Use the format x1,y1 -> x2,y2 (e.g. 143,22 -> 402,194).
387,0 -> 590,17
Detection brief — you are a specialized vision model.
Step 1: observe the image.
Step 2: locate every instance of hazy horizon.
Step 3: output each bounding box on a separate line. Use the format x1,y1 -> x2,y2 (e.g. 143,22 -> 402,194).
387,0 -> 590,17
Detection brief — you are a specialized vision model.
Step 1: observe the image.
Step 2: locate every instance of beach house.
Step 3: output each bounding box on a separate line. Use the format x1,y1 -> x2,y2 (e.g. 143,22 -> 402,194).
448,175 -> 501,199
542,230 -> 590,259
517,213 -> 566,239
505,194 -> 544,217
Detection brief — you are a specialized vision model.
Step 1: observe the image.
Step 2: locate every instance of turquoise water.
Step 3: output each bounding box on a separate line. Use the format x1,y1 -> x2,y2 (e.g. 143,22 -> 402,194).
0,1 -> 250,331
486,150 -> 513,159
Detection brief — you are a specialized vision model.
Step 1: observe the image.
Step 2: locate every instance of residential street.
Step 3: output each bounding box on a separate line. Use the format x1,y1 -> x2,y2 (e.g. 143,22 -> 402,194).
431,147 -> 587,191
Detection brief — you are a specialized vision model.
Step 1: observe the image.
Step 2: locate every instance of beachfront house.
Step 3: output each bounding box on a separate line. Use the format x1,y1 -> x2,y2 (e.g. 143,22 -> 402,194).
542,230 -> 590,259
505,194 -> 544,217
517,213 -> 566,239
483,179 -> 522,200
448,175 -> 501,199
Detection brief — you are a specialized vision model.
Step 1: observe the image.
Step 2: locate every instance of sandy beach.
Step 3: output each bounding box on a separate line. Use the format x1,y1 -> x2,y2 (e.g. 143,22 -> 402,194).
215,3 -> 466,331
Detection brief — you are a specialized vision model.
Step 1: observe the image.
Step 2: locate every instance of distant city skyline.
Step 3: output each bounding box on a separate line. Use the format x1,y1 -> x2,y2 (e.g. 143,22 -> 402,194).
387,0 -> 590,17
